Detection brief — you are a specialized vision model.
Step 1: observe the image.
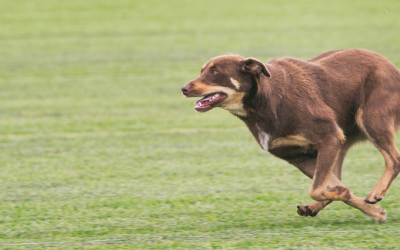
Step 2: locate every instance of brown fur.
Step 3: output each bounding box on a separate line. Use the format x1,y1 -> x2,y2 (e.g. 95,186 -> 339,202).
181,49 -> 400,222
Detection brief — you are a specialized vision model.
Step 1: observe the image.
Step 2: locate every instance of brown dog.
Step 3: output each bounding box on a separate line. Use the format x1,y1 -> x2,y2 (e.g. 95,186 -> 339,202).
181,49 -> 400,222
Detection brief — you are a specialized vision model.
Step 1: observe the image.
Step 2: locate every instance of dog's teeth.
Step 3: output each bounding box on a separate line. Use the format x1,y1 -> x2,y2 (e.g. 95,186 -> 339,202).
210,93 -> 219,100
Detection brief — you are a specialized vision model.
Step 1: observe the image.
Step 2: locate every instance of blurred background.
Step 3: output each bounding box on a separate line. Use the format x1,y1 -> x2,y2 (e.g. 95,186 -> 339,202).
1,0 -> 400,248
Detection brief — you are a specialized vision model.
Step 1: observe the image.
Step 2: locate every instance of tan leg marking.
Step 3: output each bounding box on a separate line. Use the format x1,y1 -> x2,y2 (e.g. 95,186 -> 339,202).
346,193 -> 386,223
270,135 -> 313,149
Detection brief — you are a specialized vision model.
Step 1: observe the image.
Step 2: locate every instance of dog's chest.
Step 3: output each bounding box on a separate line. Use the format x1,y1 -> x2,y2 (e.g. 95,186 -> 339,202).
255,125 -> 313,151
256,125 -> 270,150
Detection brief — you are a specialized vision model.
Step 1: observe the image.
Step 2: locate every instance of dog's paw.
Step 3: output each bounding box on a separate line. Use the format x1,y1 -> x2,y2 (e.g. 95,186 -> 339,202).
296,205 -> 318,217
365,190 -> 385,204
369,206 -> 387,223
365,195 -> 383,204
378,208 -> 387,223
328,185 -> 351,201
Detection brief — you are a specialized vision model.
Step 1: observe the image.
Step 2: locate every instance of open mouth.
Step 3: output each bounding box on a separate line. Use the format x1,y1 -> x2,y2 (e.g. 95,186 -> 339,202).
194,93 -> 228,112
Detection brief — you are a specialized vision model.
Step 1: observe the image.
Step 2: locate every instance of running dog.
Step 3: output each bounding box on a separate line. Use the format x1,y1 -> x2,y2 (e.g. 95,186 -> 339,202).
181,49 -> 400,222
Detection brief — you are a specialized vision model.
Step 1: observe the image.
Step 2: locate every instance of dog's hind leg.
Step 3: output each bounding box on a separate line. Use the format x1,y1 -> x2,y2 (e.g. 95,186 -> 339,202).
295,132 -> 386,222
327,172 -> 386,222
293,154 -> 386,222
357,108 -> 400,204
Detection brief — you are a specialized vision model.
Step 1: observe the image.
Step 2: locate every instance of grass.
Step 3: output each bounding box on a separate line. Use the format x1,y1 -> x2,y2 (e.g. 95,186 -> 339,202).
1,0 -> 400,248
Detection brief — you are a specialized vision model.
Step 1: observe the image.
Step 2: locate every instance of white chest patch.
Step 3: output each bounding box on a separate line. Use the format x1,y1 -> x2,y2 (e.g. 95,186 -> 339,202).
256,125 -> 270,151
230,78 -> 240,89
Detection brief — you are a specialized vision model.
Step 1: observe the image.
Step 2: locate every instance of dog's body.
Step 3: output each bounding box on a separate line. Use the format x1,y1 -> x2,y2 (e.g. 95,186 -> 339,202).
181,49 -> 400,222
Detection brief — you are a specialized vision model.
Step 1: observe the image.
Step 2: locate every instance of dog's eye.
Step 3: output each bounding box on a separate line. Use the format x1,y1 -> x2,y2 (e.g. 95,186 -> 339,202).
211,70 -> 218,75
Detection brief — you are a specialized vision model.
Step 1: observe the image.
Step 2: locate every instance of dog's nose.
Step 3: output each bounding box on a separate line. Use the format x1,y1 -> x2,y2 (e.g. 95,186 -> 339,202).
181,85 -> 190,95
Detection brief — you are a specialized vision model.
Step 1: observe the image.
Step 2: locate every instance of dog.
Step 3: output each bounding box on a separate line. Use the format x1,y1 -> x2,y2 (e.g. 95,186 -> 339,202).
181,49 -> 400,222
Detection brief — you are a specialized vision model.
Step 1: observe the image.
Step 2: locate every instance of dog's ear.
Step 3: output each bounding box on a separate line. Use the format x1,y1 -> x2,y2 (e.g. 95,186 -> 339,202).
240,58 -> 270,77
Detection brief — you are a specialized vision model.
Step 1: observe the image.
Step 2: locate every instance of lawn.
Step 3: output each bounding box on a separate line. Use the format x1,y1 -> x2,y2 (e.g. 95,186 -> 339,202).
1,0 -> 400,249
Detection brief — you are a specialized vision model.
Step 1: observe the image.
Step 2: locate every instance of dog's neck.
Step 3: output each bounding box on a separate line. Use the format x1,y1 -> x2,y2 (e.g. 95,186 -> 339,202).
238,75 -> 282,135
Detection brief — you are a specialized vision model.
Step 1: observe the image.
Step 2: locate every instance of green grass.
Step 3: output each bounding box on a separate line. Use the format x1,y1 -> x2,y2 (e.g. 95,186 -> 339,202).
1,0 -> 400,248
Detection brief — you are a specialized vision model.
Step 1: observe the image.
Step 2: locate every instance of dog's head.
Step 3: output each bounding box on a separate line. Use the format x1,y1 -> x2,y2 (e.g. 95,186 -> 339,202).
181,54 -> 270,116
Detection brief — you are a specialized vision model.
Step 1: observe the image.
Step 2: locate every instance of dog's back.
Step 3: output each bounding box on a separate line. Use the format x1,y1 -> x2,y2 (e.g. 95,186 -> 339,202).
264,49 -> 400,132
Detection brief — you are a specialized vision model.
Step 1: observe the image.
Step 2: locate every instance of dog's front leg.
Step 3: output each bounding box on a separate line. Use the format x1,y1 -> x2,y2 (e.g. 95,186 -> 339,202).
288,157 -> 332,217
309,137 -> 351,202
293,140 -> 353,217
